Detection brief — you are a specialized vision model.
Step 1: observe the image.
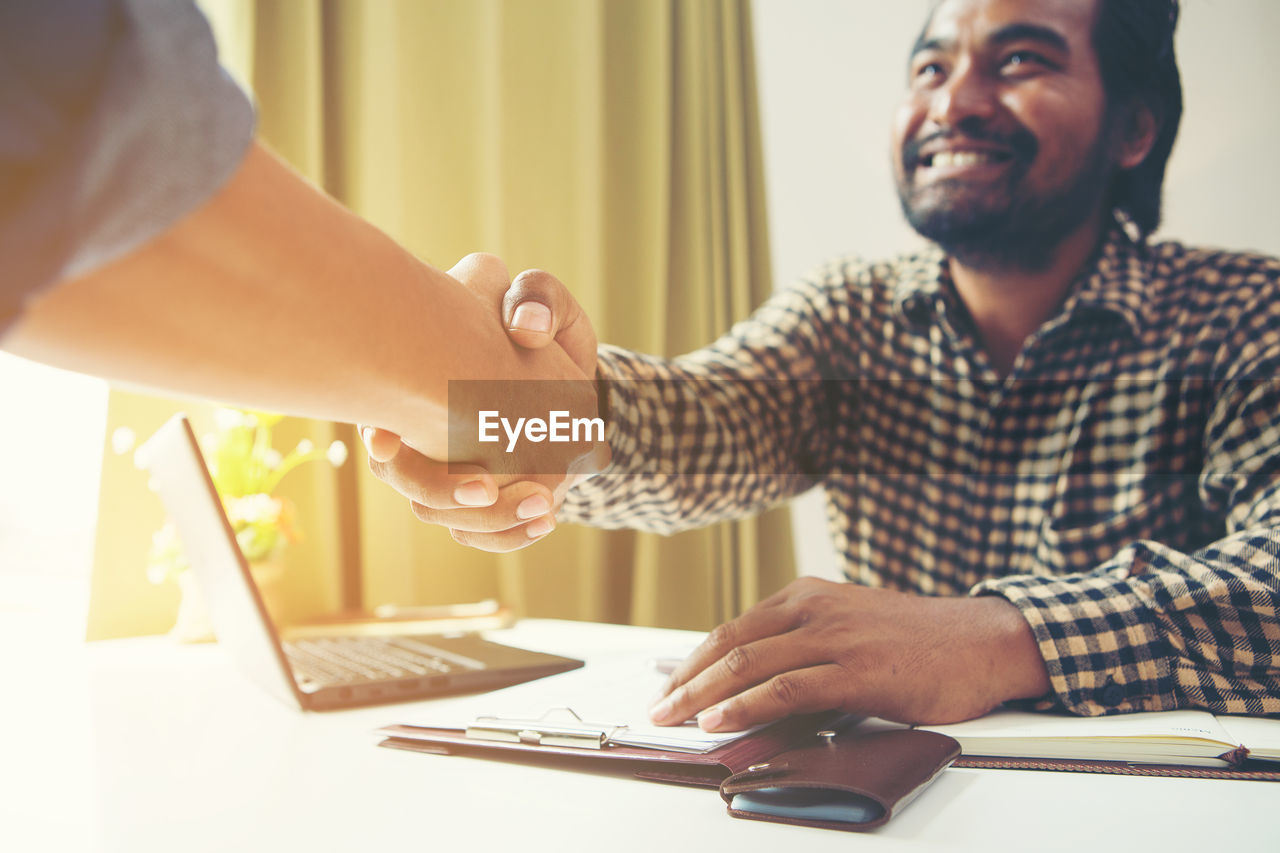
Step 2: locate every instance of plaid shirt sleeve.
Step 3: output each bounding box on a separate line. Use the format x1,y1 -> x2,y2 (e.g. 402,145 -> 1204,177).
975,271 -> 1280,718
559,277 -> 840,532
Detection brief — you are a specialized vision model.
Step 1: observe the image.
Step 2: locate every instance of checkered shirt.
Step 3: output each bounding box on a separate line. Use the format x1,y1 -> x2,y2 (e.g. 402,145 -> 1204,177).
561,223 -> 1280,717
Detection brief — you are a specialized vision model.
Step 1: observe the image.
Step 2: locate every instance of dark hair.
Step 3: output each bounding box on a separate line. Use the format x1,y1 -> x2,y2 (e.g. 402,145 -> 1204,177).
1092,0 -> 1182,236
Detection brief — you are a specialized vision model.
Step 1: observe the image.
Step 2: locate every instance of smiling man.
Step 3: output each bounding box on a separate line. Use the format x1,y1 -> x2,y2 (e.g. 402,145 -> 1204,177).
370,0 -> 1280,730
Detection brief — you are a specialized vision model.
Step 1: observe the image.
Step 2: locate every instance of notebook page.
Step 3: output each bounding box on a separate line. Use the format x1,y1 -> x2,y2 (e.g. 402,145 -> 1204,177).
1215,715 -> 1280,762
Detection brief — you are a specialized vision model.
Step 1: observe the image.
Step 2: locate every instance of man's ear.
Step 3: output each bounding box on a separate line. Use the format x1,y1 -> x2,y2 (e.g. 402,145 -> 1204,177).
1114,100 -> 1160,170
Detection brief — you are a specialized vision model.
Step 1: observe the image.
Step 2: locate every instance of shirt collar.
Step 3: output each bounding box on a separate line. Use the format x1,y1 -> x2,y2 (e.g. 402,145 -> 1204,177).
1058,217 -> 1153,337
891,216 -> 1153,337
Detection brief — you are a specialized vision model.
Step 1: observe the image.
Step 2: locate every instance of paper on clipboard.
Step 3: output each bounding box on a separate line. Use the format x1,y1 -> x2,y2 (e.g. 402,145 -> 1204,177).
396,651 -> 764,753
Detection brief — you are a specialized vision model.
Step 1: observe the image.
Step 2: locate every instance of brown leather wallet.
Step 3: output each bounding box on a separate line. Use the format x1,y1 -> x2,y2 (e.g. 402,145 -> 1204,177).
720,728 -> 960,831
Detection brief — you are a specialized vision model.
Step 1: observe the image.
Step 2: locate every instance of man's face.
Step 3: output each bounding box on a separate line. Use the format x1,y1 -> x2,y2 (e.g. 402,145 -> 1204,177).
892,0 -> 1117,268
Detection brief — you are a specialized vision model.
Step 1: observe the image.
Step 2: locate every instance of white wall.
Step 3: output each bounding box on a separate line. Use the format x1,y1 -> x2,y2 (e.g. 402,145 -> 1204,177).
752,0 -> 1280,578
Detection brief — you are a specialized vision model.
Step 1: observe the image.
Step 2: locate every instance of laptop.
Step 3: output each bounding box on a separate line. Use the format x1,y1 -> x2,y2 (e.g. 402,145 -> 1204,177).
140,413 -> 583,711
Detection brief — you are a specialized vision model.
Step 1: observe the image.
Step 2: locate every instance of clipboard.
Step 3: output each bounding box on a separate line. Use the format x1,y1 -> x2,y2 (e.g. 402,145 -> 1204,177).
375,711 -> 961,831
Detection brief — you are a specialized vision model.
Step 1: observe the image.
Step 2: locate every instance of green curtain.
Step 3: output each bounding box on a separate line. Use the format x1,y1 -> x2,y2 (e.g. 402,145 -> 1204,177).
86,0 -> 793,638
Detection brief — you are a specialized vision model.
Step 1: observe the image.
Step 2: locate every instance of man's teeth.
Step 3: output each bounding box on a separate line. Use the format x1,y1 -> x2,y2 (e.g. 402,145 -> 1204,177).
929,151 -> 999,168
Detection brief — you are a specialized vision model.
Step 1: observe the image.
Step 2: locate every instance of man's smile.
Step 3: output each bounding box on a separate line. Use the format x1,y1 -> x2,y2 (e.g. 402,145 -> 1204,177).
918,152 -> 1015,181
911,140 -> 1019,182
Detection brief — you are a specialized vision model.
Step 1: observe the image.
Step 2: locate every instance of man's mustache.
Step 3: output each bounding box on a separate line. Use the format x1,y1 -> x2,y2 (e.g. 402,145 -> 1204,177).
902,124 -> 1039,170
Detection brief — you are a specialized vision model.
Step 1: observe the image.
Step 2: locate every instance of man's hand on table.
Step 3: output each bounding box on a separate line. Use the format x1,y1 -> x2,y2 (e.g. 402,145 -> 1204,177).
649,577 -> 1053,729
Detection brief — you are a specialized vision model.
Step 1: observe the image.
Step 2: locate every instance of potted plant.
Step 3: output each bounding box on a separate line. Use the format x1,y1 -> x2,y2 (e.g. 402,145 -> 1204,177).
135,409 -> 347,641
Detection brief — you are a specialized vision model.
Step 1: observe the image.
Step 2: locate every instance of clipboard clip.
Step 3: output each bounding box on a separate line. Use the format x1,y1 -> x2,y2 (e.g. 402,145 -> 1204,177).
466,707 -> 625,750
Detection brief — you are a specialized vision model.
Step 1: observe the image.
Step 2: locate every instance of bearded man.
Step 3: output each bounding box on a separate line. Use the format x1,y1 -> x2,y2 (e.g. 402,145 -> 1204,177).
370,0 -> 1280,729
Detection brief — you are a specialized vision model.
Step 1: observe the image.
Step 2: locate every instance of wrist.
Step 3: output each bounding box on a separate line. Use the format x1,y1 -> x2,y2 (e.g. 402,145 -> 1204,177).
976,594 -> 1051,705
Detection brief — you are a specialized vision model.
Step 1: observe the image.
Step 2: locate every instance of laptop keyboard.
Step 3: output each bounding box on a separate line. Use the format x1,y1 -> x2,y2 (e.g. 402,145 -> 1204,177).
283,636 -> 473,686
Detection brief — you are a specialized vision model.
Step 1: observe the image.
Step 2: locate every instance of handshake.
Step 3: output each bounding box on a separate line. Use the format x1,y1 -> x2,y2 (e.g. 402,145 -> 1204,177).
361,252 -> 610,553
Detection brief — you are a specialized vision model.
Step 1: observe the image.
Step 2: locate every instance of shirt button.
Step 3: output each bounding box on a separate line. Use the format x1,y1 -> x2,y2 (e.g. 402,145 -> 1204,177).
1098,682 -> 1125,708
902,299 -> 931,327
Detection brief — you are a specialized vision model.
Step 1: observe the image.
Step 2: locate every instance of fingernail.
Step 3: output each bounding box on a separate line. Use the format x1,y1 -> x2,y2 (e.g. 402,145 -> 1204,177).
510,302 -> 552,334
360,426 -> 374,448
454,481 -> 493,507
697,707 -> 724,731
525,516 -> 555,539
649,696 -> 674,724
516,494 -> 551,520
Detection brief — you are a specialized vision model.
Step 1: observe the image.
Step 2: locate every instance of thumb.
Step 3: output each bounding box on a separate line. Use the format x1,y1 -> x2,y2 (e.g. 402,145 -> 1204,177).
503,268 -> 597,379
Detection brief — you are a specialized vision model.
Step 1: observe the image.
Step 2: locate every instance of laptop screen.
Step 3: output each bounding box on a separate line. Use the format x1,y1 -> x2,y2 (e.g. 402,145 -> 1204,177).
140,414 -> 304,708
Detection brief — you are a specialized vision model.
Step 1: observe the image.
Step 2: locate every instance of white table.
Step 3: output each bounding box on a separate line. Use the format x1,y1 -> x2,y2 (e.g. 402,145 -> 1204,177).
2,619 -> 1276,852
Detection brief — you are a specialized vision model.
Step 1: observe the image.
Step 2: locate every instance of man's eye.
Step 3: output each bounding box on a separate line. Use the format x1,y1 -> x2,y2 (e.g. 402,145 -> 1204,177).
913,62 -> 945,83
1002,51 -> 1051,74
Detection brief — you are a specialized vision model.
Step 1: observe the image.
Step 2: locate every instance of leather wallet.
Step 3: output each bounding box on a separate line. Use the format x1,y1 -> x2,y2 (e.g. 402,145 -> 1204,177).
377,714 -> 959,832
720,728 -> 960,831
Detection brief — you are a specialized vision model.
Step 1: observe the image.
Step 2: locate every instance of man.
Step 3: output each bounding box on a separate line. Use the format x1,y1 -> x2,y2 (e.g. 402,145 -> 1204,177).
368,0 -> 1280,730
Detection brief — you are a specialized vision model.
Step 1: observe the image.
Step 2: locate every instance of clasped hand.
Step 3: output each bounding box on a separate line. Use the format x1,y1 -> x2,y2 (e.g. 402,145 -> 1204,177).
363,252 -> 604,552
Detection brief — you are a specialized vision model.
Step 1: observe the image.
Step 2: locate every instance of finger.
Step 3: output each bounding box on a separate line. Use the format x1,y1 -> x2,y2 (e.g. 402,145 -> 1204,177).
505,300 -> 552,343
697,663 -> 849,732
367,448 -> 497,510
649,630 -> 820,726
503,269 -> 570,347
503,269 -> 598,377
446,512 -> 557,553
358,425 -> 403,463
658,601 -> 797,700
410,480 -> 555,534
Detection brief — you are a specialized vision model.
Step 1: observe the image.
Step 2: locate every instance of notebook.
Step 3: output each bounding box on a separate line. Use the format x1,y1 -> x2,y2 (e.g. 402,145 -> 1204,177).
139,413 -> 583,711
921,707 -> 1280,769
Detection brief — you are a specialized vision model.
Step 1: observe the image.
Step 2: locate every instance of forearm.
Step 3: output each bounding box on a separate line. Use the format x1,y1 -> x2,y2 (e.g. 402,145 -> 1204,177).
979,359 -> 1280,717
975,533 -> 1280,716
561,334 -> 830,533
4,142 -> 579,459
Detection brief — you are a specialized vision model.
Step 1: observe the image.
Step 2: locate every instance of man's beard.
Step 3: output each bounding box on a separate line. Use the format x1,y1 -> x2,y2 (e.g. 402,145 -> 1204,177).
897,124 -> 1113,272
